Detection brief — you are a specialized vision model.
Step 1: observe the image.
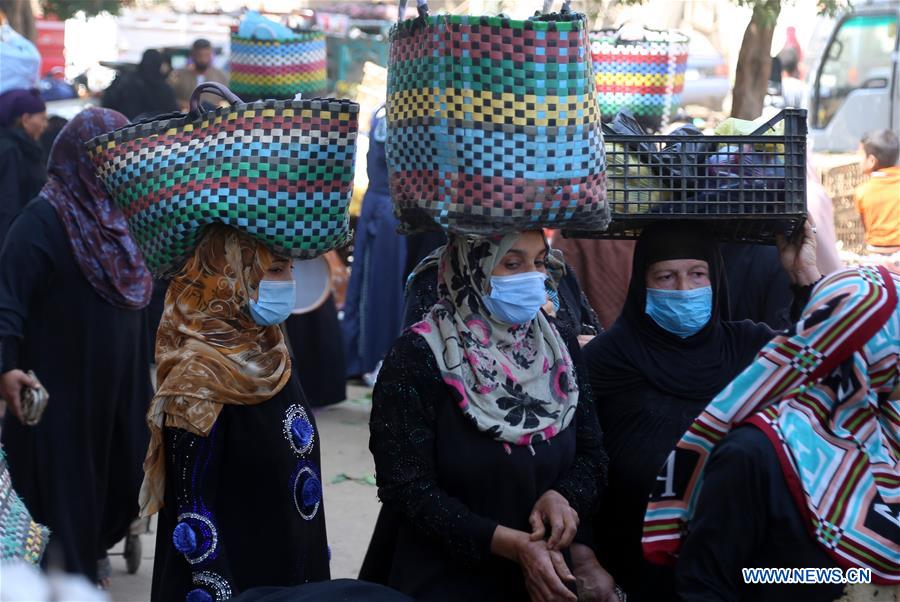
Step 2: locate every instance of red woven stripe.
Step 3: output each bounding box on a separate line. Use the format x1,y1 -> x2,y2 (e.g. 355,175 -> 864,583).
595,83 -> 672,95
389,169 -> 605,208
390,25 -> 586,65
591,52 -> 688,65
231,60 -> 326,76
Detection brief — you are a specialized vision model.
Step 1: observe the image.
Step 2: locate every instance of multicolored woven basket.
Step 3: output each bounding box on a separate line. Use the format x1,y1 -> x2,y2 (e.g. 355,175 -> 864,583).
386,0 -> 609,235
230,28 -> 327,101
88,83 -> 359,277
0,447 -> 49,564
590,27 -> 689,131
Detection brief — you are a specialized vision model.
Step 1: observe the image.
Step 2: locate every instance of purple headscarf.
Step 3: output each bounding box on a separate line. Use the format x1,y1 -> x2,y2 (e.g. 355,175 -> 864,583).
41,107 -> 152,309
0,89 -> 46,127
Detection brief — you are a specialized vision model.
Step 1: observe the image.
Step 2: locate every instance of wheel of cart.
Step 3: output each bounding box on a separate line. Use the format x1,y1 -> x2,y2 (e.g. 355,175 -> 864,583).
113,516 -> 151,574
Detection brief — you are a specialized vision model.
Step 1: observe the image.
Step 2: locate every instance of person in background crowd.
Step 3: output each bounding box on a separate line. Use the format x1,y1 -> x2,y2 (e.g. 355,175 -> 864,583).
0,108 -> 153,588
169,39 -> 229,111
284,252 -> 348,407
0,88 -> 47,243
657,267 -> 898,602
39,116 -> 67,164
718,243 -> 792,329
583,220 -> 820,601
368,231 -> 615,601
102,49 -> 177,121
777,48 -> 806,109
145,225 -> 330,601
342,107 -> 407,382
550,236 -> 635,331
806,157 -> 842,275
855,129 -> 900,254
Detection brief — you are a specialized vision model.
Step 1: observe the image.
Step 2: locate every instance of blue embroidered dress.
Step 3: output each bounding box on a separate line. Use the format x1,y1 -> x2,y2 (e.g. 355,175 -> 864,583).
150,371 -> 329,601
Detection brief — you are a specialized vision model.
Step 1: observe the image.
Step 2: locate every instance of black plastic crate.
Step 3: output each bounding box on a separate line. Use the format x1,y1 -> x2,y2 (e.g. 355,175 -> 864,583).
564,108 -> 808,243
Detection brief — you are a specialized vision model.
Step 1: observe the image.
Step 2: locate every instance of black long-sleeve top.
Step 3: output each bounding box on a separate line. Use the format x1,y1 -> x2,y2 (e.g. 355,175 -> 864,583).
369,325 -> 607,601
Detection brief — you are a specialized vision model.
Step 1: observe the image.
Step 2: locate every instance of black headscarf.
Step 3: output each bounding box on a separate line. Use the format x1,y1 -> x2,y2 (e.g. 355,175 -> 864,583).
584,221 -> 773,401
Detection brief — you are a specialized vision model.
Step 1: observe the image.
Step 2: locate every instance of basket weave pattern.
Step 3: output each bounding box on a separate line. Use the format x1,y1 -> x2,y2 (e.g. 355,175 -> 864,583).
386,12 -> 609,235
590,29 -> 689,130
230,32 -> 328,100
88,99 -> 359,276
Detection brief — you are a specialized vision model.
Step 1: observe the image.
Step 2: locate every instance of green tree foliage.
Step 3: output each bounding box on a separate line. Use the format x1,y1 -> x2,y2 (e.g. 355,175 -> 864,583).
40,0 -> 131,20
584,0 -> 848,119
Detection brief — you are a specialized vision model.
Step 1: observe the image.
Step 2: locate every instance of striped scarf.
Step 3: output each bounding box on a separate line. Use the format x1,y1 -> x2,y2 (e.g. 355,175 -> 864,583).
643,266 -> 900,582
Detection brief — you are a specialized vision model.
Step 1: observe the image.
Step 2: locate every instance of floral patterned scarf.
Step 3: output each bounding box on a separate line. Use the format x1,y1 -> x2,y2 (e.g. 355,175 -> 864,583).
410,234 -> 579,446
139,224 -> 291,516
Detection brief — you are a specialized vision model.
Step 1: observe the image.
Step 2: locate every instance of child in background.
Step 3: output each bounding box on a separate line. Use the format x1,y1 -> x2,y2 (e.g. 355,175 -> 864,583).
855,129 -> 900,253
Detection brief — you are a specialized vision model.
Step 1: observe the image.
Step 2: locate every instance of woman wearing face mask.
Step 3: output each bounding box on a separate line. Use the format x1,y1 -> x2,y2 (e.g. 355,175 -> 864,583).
651,266 -> 899,601
142,224 -> 329,602
581,220 -> 820,601
368,231 -> 615,602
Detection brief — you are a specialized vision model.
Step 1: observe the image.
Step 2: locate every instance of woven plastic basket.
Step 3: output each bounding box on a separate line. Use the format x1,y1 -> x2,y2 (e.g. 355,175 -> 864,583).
230,23 -> 327,101
386,0 -> 609,236
88,83 -> 359,277
590,27 -> 689,132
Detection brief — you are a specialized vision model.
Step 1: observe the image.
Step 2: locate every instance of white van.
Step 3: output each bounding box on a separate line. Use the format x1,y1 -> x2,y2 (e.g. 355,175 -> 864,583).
806,0 -> 899,152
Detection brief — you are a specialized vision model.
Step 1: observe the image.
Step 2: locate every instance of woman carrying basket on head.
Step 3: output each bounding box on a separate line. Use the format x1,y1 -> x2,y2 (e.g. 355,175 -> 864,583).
84,82 -> 362,600
368,231 -> 616,601
143,224 -> 331,601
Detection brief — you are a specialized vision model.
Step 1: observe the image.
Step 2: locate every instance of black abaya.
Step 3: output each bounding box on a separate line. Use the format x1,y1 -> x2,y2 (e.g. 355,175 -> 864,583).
151,371 -> 330,601
583,222 -> 775,601
284,296 -> 347,407
0,199 -> 151,581
367,327 -> 606,601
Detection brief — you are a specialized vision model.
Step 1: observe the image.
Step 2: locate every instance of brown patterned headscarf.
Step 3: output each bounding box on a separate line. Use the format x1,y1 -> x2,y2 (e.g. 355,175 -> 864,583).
139,224 -> 291,516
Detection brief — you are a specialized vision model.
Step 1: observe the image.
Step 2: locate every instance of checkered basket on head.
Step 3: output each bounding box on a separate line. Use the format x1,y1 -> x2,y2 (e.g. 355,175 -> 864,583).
230,23 -> 327,101
590,26 -> 689,132
87,83 -> 359,278
386,0 -> 609,236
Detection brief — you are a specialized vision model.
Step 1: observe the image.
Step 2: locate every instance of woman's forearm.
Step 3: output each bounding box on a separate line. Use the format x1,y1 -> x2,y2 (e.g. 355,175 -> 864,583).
490,524 -> 527,562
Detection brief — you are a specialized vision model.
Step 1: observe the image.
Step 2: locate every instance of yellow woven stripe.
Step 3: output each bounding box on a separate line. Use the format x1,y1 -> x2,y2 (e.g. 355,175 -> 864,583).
593,72 -> 686,88
231,70 -> 327,86
389,87 -> 600,127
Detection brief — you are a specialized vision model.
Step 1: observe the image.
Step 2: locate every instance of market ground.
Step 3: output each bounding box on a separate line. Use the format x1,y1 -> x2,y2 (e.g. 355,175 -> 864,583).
108,386 -> 379,602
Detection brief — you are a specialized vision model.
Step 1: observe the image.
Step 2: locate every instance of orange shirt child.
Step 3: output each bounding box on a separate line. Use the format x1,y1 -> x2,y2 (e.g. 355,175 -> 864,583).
855,165 -> 900,248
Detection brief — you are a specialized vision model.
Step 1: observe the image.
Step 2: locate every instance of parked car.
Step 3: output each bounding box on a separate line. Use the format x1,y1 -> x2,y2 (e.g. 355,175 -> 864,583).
680,31 -> 731,110
806,0 -> 900,152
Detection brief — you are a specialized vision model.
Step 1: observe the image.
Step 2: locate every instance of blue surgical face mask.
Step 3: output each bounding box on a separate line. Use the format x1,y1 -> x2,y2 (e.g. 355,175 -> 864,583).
482,272 -> 548,325
249,280 -> 296,326
645,286 -> 713,338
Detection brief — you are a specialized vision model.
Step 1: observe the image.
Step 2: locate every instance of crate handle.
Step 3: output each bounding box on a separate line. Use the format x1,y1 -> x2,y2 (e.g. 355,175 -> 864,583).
398,0 -> 429,21
748,110 -> 790,136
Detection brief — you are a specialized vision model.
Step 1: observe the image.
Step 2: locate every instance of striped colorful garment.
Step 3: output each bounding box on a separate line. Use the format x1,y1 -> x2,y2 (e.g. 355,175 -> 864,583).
643,266 -> 900,582
386,8 -> 609,235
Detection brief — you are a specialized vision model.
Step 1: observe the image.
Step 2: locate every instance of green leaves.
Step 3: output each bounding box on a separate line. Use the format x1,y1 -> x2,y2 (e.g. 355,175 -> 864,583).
40,0 -> 131,20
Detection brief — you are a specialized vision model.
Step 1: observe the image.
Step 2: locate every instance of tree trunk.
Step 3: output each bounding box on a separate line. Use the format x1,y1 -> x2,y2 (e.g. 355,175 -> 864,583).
0,0 -> 36,41
730,1 -> 780,120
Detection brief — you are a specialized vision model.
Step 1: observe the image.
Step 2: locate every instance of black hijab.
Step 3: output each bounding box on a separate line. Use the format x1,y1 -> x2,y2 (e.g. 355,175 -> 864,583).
584,221 -> 773,401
